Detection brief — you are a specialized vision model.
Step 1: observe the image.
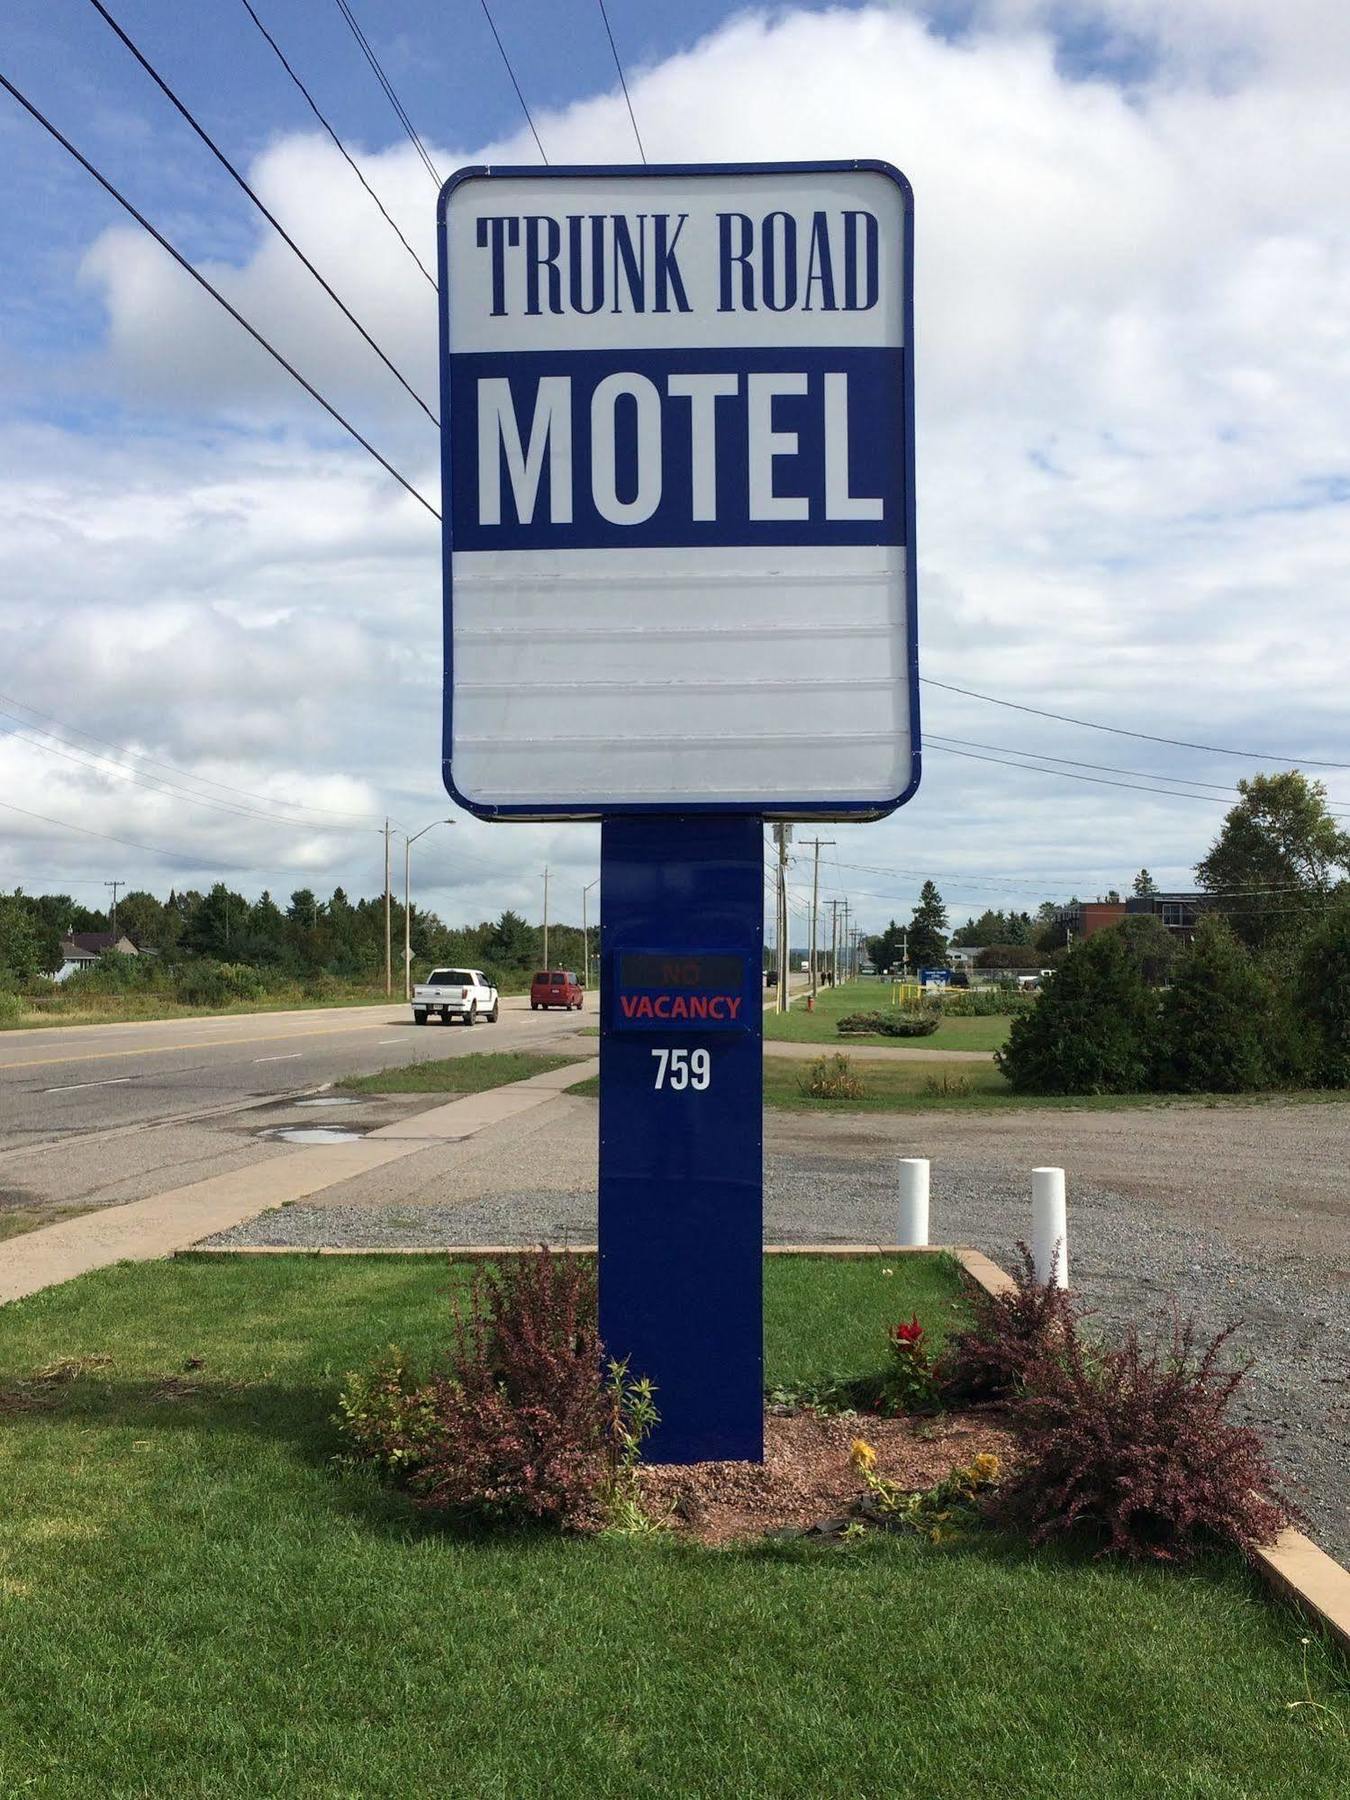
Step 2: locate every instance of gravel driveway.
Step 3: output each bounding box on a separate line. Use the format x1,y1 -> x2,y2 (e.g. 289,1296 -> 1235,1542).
202,1094 -> 1350,1563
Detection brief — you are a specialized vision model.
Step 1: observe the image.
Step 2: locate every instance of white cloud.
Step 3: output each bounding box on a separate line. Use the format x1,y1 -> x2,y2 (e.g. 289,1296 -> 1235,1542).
4,3 -> 1349,931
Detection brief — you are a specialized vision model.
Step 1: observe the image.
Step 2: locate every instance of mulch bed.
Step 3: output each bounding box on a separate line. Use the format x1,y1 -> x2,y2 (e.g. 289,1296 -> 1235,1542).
637,1408 -> 1015,1547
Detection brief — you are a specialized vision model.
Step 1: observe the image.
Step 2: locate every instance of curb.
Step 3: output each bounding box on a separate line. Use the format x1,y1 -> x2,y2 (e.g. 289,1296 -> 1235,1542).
175,1241 -> 983,1262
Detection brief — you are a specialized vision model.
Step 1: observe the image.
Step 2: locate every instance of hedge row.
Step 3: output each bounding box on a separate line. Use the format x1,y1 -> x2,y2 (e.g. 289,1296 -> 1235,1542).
996,906 -> 1350,1095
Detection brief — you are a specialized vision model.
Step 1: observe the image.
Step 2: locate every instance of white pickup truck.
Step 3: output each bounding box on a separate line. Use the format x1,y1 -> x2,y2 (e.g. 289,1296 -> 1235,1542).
412,968 -> 500,1027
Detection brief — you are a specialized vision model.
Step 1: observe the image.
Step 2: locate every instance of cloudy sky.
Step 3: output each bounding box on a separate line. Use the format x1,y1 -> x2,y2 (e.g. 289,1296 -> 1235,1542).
2,0 -> 1348,943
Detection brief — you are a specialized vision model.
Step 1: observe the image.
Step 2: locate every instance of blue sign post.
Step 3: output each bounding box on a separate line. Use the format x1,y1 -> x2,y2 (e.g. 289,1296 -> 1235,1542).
599,816 -> 763,1461
439,161 -> 916,1463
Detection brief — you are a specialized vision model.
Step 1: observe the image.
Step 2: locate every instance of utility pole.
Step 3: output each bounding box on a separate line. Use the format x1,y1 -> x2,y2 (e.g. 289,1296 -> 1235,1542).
826,897 -> 840,987
772,824 -> 791,1013
902,928 -> 909,980
403,821 -> 452,1001
382,819 -> 393,997
104,880 -> 123,938
840,899 -> 851,985
800,837 -> 834,1000
582,878 -> 599,990
543,865 -> 550,969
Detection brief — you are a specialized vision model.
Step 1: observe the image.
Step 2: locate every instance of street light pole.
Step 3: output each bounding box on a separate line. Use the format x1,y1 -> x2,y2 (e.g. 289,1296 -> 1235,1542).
582,877 -> 599,990
403,820 -> 453,1001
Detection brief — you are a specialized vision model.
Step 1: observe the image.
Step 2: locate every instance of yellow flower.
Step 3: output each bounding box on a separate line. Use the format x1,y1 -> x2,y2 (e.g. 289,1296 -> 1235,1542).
850,1438 -> 877,1472
969,1453 -> 1001,1484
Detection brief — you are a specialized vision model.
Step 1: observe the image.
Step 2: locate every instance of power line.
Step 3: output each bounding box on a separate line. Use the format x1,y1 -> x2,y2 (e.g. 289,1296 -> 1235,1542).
87,0 -> 438,427
921,677 -> 1350,771
0,793 -> 341,872
331,0 -> 441,186
0,69 -> 440,520
596,0 -> 645,162
927,734 -> 1350,815
0,712 -> 375,831
0,689 -> 382,821
236,0 -> 438,290
930,743 -> 1261,806
479,0 -> 548,163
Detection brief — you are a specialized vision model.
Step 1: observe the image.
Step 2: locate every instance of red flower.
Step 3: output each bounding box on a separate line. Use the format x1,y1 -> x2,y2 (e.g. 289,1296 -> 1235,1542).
891,1314 -> 925,1349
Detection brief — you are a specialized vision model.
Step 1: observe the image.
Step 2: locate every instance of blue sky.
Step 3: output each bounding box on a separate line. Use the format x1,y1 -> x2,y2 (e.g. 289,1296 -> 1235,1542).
2,1 -> 1348,936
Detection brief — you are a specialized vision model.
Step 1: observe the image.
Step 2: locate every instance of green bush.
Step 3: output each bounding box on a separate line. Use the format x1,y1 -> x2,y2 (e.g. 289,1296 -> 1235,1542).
937,988 -> 1038,1018
1296,897 -> 1350,1086
836,1010 -> 939,1038
1154,916 -> 1280,1092
0,988 -> 22,1023
800,1053 -> 866,1100
996,932 -> 1157,1094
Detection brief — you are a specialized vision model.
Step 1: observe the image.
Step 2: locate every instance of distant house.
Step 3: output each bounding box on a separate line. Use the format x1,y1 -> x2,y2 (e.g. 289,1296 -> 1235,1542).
53,933 -> 139,983
1056,893 -> 1212,945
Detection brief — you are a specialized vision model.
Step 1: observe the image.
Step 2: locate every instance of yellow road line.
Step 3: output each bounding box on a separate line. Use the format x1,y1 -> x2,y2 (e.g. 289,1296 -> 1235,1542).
0,1015 -> 405,1074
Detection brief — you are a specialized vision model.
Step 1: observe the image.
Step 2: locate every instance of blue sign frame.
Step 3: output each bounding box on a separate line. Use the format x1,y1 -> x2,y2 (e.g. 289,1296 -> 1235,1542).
437,159 -> 919,823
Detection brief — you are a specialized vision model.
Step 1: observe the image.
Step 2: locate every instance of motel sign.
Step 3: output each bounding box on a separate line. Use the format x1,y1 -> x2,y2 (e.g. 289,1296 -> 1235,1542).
439,162 -> 917,1459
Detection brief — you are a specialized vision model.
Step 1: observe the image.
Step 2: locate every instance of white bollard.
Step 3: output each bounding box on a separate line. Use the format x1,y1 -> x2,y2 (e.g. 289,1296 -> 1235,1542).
1031,1166 -> 1069,1288
898,1158 -> 930,1247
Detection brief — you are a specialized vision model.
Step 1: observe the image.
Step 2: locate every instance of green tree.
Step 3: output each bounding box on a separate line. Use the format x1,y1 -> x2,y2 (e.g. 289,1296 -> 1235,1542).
907,882 -> 948,970
996,931 -> 1157,1095
951,909 -> 1008,949
0,894 -> 44,983
1296,897 -> 1350,1086
1196,772 -> 1350,951
487,909 -> 535,966
867,919 -> 906,973
1004,910 -> 1034,946
1133,868 -> 1158,896
115,890 -> 177,951
1154,916 -> 1276,1093
1113,913 -> 1179,987
182,883 -> 247,957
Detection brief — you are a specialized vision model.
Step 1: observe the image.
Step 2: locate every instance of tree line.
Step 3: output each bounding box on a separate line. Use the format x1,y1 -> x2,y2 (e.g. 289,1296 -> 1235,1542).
866,773 -> 1350,979
0,883 -> 589,998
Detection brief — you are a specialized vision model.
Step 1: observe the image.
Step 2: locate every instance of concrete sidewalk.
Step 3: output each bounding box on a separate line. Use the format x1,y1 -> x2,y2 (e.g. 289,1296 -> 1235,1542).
764,1040 -> 994,1064
0,1059 -> 597,1306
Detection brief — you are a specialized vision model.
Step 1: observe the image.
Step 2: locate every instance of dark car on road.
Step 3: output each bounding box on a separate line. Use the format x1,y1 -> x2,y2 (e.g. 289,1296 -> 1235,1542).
530,969 -> 584,1011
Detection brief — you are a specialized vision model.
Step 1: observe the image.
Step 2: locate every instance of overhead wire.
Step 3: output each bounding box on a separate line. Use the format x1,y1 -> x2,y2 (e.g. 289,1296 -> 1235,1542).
921,677 -> 1350,771
596,0 -> 645,161
0,794 -> 352,874
929,743 -> 1259,806
331,0 -> 441,185
236,0 -> 438,290
0,689 -> 383,821
0,713 -> 377,832
927,734 -> 1350,816
479,0 -> 548,163
0,69 -> 441,520
86,0 -> 438,426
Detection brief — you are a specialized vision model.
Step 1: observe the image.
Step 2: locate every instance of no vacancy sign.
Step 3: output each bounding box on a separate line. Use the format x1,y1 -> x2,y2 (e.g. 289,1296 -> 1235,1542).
438,159 -> 917,821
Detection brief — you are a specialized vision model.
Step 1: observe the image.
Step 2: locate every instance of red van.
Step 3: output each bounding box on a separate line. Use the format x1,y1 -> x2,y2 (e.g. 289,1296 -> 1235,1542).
530,969 -> 584,1011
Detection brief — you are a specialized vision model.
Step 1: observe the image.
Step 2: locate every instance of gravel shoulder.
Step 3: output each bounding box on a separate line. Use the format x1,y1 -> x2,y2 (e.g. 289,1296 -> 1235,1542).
199,1095 -> 1350,1564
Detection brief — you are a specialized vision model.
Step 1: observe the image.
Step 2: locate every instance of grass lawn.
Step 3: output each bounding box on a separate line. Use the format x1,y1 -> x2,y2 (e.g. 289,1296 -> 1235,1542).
339,1050 -> 588,1095
763,980 -> 1011,1052
0,989 -> 398,1032
0,1257 -> 1345,1798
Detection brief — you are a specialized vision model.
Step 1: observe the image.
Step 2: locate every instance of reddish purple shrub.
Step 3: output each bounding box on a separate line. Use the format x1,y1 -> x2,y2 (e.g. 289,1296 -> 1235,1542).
992,1313 -> 1290,1561
936,1243 -> 1081,1404
410,1249 -> 621,1531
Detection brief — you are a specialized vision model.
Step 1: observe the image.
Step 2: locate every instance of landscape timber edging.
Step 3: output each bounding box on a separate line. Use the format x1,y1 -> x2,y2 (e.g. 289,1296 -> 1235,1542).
176,1243 -> 990,1263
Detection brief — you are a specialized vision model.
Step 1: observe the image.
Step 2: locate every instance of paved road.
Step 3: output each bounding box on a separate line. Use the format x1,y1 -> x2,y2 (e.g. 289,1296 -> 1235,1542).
0,997 -> 593,1228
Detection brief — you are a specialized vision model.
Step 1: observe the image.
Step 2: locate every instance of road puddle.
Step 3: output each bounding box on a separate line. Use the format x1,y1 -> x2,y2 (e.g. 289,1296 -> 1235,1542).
261,1126 -> 366,1145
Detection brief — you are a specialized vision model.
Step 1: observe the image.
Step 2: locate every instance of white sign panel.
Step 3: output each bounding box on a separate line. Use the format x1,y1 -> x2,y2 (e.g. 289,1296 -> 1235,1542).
438,159 -> 917,819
